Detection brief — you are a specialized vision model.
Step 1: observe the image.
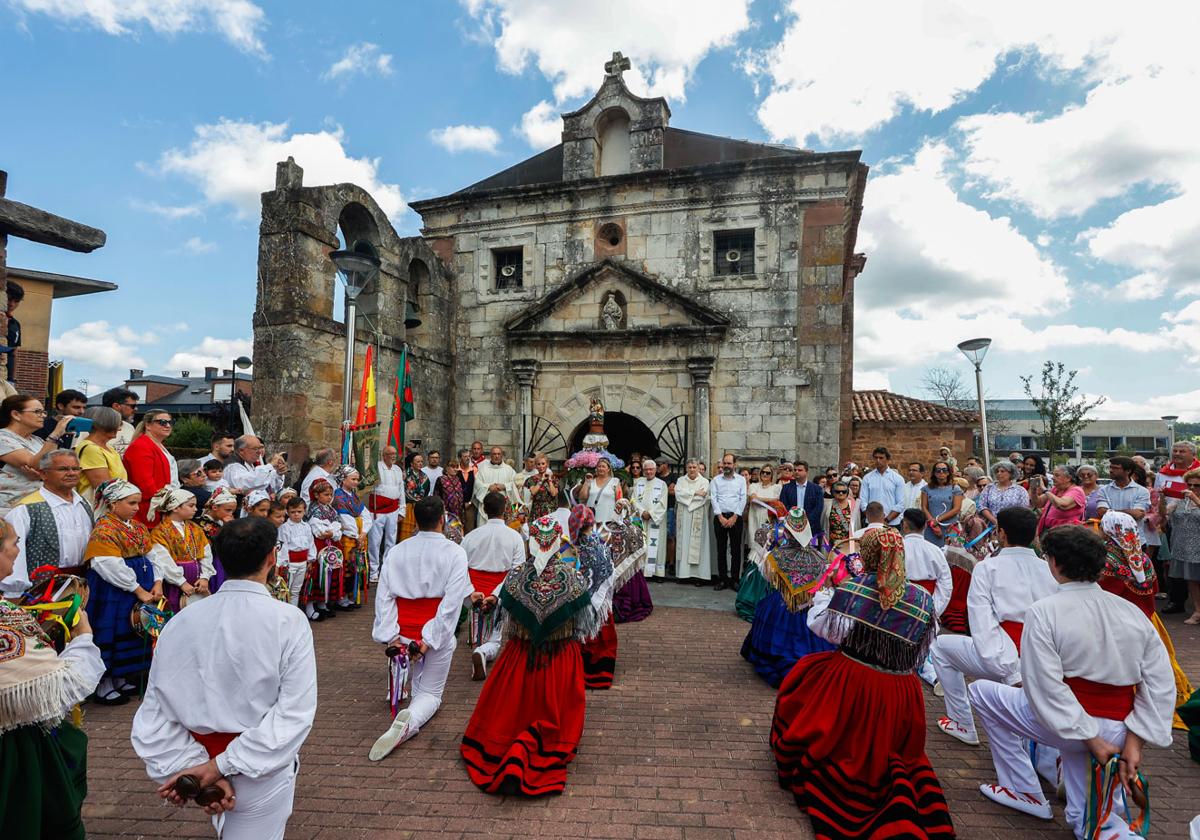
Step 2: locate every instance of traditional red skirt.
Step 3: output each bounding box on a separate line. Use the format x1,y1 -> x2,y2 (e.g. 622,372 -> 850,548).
460,638 -> 586,797
580,614 -> 618,690
302,536 -> 343,604
939,565 -> 971,634
771,651 -> 956,839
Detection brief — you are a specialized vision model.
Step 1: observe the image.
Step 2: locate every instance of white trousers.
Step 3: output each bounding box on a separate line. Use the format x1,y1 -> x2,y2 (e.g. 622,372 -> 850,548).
930,633 -> 999,736
970,680 -> 1134,839
368,510 -> 401,578
402,640 -> 454,732
286,562 -> 307,607
214,758 -> 298,840
473,622 -> 503,663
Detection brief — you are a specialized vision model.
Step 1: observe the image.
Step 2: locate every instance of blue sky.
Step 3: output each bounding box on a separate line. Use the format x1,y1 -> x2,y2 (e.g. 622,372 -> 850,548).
3,1 -> 1197,419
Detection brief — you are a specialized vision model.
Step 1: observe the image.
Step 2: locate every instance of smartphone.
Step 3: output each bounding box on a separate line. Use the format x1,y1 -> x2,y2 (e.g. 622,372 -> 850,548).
66,417 -> 93,434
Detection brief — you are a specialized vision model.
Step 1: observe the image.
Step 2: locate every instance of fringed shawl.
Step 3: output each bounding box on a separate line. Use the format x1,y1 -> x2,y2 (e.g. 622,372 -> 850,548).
305,497 -> 339,527
500,555 -> 596,667
150,519 -> 208,565
575,532 -> 615,621
333,488 -> 365,519
405,468 -> 431,501
84,514 -> 152,562
604,517 -> 647,590
858,527 -> 906,611
0,600 -> 95,733
760,524 -> 828,611
828,576 -> 936,671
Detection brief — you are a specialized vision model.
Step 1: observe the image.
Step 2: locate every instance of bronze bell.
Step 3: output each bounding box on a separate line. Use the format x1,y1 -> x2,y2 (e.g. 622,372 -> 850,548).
404,300 -> 422,329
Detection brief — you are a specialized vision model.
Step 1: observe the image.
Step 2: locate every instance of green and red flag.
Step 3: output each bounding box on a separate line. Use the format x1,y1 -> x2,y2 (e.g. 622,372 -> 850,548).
387,345 -> 414,449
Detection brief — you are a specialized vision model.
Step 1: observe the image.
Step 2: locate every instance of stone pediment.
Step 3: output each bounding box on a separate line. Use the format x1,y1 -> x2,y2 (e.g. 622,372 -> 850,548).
504,259 -> 729,343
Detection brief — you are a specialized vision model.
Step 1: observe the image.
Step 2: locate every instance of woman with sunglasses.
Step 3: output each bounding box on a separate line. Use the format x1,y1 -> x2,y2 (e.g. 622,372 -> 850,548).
821,480 -> 860,552
0,394 -> 73,515
122,409 -> 178,525
920,461 -> 963,547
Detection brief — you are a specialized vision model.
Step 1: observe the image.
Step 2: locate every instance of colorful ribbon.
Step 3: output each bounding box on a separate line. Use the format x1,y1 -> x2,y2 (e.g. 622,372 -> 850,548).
1085,753 -> 1149,839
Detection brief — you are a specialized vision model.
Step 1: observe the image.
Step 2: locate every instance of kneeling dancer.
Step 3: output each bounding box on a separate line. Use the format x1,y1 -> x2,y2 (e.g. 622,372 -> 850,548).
971,524 -> 1174,837
771,527 -> 955,839
369,496 -> 470,760
461,515 -> 597,796
460,491 -> 526,681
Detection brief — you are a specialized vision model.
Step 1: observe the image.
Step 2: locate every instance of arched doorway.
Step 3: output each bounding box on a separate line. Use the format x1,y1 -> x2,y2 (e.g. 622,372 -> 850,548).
568,411 -> 658,466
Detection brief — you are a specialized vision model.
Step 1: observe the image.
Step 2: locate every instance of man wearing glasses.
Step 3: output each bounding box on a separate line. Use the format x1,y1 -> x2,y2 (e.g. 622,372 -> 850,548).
100,386 -> 139,456
0,449 -> 93,598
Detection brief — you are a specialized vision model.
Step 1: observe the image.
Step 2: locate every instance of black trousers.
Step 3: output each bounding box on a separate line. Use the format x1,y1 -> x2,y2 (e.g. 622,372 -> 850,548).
713,514 -> 744,582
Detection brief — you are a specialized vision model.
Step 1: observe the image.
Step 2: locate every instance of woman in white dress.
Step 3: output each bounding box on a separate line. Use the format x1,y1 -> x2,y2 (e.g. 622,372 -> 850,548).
746,463 -> 782,537
577,457 -> 621,523
674,459 -> 714,584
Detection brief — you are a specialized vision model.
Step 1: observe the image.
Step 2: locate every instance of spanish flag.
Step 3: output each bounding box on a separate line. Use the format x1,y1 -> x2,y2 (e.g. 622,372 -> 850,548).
355,345 -> 377,425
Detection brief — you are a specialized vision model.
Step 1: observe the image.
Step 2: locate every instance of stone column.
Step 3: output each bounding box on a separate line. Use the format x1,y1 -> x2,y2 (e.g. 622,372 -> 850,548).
511,359 -> 539,456
687,356 -> 714,464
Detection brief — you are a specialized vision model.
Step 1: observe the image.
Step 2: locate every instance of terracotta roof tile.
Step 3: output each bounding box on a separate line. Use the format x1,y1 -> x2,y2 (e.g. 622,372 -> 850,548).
853,390 -> 977,424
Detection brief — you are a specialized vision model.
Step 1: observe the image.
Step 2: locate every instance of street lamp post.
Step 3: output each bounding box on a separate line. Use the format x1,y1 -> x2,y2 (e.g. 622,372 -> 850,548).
1162,415 -> 1179,451
957,337 -> 993,473
330,242 -> 381,427
230,355 -> 252,434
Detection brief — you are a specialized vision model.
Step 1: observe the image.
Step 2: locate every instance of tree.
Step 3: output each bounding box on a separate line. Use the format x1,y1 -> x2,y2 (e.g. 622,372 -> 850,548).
1092,440 -> 1107,466
921,366 -> 971,408
1021,361 -> 1106,466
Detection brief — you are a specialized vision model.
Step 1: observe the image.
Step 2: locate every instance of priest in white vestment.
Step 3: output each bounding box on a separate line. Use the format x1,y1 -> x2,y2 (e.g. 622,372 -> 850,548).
132,517 -> 317,840
632,460 -> 669,577
472,447 -> 518,524
673,459 -> 713,583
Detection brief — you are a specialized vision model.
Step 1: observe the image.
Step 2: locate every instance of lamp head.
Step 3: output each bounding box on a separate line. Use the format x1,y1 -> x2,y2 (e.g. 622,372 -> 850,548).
233,355 -> 252,370
957,337 -> 992,366
1161,415 -> 1178,424
330,240 -> 380,301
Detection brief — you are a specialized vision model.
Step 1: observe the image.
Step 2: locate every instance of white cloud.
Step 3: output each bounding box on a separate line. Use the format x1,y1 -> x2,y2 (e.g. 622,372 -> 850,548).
12,0 -> 267,55
323,42 -> 393,80
177,235 -> 216,254
429,124 -> 502,154
461,0 -> 751,104
132,199 -> 203,219
518,100 -> 560,150
50,320 -> 150,370
156,119 -> 406,220
1088,388 -> 1200,422
166,336 -> 253,372
853,370 -> 890,391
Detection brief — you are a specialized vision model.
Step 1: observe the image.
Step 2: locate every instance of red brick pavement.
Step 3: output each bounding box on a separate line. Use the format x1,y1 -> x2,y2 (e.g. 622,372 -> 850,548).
79,595 -> 1200,839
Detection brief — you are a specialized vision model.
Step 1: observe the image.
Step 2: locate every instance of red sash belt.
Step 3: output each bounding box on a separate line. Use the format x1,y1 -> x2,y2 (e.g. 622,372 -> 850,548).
1065,677 -> 1136,720
369,494 -> 401,514
468,568 -> 507,596
913,579 -> 936,594
999,620 -> 1023,653
287,549 -> 310,564
189,730 -> 240,759
395,596 -> 441,642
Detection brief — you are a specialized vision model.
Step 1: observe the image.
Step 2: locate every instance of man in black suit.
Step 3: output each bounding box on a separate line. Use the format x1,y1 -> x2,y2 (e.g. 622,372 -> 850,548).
779,460 -> 825,543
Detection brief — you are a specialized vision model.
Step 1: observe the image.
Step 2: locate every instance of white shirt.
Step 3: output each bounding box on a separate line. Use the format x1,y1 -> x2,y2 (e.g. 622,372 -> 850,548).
299,466 -> 330,504
861,467 -> 905,524
902,533 -> 952,616
1,489 -> 93,597
901,479 -> 927,512
375,461 -> 405,501
965,546 -> 1057,684
371,531 -> 471,650
148,520 -> 216,586
131,580 -> 317,780
278,519 -> 316,559
422,465 -> 444,486
461,517 -> 526,573
1021,581 -> 1174,745
336,499 -> 374,540
221,460 -> 285,498
709,472 -> 747,517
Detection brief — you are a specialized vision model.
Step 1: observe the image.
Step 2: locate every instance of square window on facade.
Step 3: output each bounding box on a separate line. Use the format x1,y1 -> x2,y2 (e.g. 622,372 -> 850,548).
493,247 -> 524,289
713,229 -> 755,276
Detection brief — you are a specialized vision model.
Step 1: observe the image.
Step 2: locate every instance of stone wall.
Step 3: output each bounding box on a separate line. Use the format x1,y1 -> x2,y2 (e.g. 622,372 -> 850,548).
851,422 -> 975,471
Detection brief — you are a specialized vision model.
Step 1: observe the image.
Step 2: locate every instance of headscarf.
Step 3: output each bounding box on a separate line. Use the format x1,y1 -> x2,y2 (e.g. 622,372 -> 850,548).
95,479 -> 141,519
782,507 -> 812,544
528,515 -> 564,574
568,504 -> 595,544
1100,510 -> 1155,594
858,527 -> 906,611
146,485 -> 195,523
243,489 -> 270,512
205,486 -> 237,510
333,464 -> 358,486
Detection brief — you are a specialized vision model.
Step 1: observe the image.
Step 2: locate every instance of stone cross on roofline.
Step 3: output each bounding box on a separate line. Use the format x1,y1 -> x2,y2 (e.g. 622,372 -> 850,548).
604,51 -> 631,78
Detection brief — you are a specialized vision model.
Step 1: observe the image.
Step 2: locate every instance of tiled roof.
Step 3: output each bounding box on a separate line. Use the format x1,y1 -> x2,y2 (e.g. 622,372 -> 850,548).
853,390 -> 977,424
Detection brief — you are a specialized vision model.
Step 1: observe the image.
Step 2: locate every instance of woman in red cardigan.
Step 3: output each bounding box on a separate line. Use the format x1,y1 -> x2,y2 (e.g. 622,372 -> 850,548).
121,409 -> 177,525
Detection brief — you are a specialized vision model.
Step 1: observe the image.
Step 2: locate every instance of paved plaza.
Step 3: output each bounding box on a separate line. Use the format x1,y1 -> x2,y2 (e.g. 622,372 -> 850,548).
81,584 -> 1200,839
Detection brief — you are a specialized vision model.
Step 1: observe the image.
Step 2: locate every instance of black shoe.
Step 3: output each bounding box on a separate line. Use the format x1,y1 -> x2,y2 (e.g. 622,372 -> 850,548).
1162,603 -> 1185,614
318,608 -> 336,619
714,580 -> 728,592
117,682 -> 141,697
91,690 -> 129,706
308,611 -> 325,622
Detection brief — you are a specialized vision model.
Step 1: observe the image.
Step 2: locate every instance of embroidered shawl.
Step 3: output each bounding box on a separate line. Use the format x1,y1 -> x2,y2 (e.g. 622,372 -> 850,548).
1100,511 -> 1156,596
828,575 -> 935,648
0,600 -> 95,733
333,488 -> 365,519
500,555 -> 597,664
84,514 -> 152,562
150,519 -> 208,565
405,468 -> 431,502
760,523 -> 829,611
305,497 -> 339,527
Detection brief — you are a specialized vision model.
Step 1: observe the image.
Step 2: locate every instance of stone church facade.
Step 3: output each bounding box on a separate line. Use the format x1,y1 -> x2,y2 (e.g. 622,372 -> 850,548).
252,54 -> 867,469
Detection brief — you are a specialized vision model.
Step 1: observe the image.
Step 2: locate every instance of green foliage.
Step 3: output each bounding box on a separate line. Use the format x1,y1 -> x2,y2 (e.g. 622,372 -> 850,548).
165,416 -> 215,450
1115,443 -> 1135,457
1021,361 -> 1106,467
1092,441 -> 1107,465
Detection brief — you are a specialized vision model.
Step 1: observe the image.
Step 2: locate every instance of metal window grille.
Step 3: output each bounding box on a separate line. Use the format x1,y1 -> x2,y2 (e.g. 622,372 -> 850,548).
494,248 -> 524,289
713,229 -> 755,276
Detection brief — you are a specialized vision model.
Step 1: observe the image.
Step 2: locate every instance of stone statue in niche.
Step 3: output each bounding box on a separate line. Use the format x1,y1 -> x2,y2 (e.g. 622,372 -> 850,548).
601,292 -> 624,330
